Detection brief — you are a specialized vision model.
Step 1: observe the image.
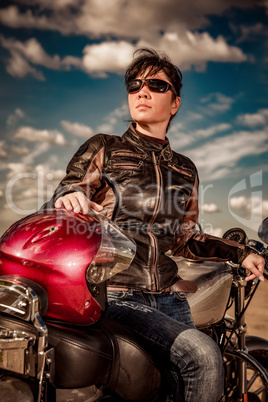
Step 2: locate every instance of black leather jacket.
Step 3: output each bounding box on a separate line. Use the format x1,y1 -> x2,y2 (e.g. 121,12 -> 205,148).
47,125 -> 248,291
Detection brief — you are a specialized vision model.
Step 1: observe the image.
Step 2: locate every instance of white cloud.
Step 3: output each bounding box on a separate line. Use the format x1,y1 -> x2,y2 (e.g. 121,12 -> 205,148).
169,122 -> 231,150
185,129 -> 268,180
0,35 -> 62,79
3,162 -> 66,218
186,112 -> 204,121
0,35 -> 134,79
97,102 -> 130,134
200,203 -> 221,213
138,31 -> 247,71
14,126 -> 67,145
230,22 -> 268,44
61,120 -> 95,138
0,36 -> 60,69
0,0 -> 253,80
5,48 -> 45,80
229,196 -> 249,211
193,123 -> 231,138
236,108 -> 268,127
169,131 -> 194,149
0,4 -> 76,35
47,168 -> 66,180
229,195 -> 268,218
80,41 -> 134,77
0,140 -> 29,160
9,145 -> 29,155
22,142 -> 50,166
199,93 -> 235,115
0,1 -> 258,39
1,33 -> 247,80
33,0 -> 79,10
7,108 -> 25,127
211,227 -> 224,237
6,162 -> 31,179
203,226 -> 223,237
0,145 -> 8,159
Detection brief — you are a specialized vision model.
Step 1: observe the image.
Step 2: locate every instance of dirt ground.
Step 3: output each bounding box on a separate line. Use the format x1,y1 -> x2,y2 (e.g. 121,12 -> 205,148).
241,280 -> 268,339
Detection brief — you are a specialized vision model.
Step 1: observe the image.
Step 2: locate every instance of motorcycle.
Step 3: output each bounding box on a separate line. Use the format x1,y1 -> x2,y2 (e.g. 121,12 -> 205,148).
0,208 -> 267,402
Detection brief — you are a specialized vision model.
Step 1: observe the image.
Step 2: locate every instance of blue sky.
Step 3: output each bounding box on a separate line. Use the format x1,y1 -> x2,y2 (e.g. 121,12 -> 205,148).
0,0 -> 267,240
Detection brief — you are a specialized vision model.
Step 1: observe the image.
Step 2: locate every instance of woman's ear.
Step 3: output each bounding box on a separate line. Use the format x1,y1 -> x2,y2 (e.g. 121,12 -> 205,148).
171,96 -> 181,116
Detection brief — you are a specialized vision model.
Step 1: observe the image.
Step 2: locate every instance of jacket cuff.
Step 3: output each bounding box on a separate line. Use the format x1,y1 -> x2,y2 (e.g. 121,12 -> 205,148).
237,246 -> 255,265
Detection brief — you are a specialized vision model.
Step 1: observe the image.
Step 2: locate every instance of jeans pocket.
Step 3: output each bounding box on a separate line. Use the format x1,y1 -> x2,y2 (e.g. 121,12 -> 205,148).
107,290 -> 129,301
174,291 -> 187,301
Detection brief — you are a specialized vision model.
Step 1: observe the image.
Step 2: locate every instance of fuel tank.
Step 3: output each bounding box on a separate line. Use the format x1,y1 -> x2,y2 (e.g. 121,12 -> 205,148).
175,257 -> 233,328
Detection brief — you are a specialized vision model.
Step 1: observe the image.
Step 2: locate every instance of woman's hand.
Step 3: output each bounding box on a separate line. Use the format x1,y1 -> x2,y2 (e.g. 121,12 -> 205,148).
54,192 -> 103,215
242,253 -> 265,282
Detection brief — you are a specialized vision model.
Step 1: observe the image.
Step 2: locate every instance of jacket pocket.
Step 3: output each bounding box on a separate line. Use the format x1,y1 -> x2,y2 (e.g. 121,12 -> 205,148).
174,291 -> 187,301
167,163 -> 193,178
110,150 -> 145,170
111,150 -> 144,159
107,290 -> 129,300
112,161 -> 143,170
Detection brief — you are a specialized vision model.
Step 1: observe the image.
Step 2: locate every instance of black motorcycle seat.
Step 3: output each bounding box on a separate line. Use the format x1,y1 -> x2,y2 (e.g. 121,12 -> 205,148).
0,313 -> 161,400
47,316 -> 161,401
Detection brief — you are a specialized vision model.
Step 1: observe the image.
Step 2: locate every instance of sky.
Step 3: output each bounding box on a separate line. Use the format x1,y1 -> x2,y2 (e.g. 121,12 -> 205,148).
0,0 -> 267,242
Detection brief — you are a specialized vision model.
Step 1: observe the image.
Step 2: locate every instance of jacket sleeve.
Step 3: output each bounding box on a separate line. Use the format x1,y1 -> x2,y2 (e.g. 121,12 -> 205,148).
43,134 -> 105,209
171,171 -> 250,264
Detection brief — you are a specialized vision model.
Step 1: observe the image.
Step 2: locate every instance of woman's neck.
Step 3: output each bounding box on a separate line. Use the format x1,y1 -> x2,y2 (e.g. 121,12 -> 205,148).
135,122 -> 167,140
135,127 -> 168,145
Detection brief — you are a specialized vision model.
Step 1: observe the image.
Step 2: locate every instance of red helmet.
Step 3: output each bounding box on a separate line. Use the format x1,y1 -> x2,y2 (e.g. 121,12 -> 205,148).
0,209 -> 135,325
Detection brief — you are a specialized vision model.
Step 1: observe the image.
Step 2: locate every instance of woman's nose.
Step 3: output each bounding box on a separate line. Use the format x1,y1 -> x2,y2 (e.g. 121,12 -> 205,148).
138,83 -> 151,98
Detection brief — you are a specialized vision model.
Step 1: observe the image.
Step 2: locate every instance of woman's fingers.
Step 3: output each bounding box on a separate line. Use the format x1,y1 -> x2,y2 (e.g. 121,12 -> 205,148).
55,192 -> 103,214
242,253 -> 265,282
89,200 -> 103,212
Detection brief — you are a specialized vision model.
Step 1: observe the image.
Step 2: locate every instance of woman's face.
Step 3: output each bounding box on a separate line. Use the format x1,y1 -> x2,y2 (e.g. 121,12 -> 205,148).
128,69 -> 181,132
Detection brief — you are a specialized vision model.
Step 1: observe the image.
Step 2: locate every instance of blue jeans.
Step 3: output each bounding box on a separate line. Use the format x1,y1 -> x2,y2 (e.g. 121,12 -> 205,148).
106,289 -> 224,402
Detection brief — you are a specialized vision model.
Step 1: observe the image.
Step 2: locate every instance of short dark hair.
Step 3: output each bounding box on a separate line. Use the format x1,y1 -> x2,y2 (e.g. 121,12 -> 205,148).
125,48 -> 183,131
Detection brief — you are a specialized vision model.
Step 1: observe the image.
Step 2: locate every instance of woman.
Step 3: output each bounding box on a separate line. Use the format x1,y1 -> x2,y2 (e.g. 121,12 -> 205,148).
48,49 -> 265,401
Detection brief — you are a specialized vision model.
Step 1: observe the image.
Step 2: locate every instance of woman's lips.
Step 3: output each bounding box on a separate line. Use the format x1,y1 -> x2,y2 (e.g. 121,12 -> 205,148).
136,104 -> 151,109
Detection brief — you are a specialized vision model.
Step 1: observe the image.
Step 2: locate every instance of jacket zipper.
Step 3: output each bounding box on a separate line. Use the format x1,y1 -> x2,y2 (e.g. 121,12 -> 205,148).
147,151 -> 163,291
112,161 -> 143,170
167,163 -> 192,177
111,150 -> 144,159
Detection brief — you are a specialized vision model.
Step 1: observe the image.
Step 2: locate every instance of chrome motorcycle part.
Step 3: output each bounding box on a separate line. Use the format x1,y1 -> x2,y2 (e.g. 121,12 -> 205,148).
0,327 -> 35,374
222,228 -> 247,244
0,277 -> 55,402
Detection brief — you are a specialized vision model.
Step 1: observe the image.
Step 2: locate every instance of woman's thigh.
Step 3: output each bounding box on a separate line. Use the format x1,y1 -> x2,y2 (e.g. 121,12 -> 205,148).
106,290 -> 224,401
106,291 -> 199,357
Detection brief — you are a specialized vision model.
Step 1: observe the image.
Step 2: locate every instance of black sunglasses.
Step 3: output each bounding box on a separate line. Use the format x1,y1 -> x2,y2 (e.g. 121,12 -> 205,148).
126,79 -> 177,96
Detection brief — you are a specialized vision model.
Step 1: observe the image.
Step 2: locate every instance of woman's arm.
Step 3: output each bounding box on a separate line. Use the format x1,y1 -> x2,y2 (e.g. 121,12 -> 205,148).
171,172 -> 265,281
43,134 -> 105,212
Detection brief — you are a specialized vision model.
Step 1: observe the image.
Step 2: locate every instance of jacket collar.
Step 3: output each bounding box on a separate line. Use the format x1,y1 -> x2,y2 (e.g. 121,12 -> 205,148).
122,124 -> 173,161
